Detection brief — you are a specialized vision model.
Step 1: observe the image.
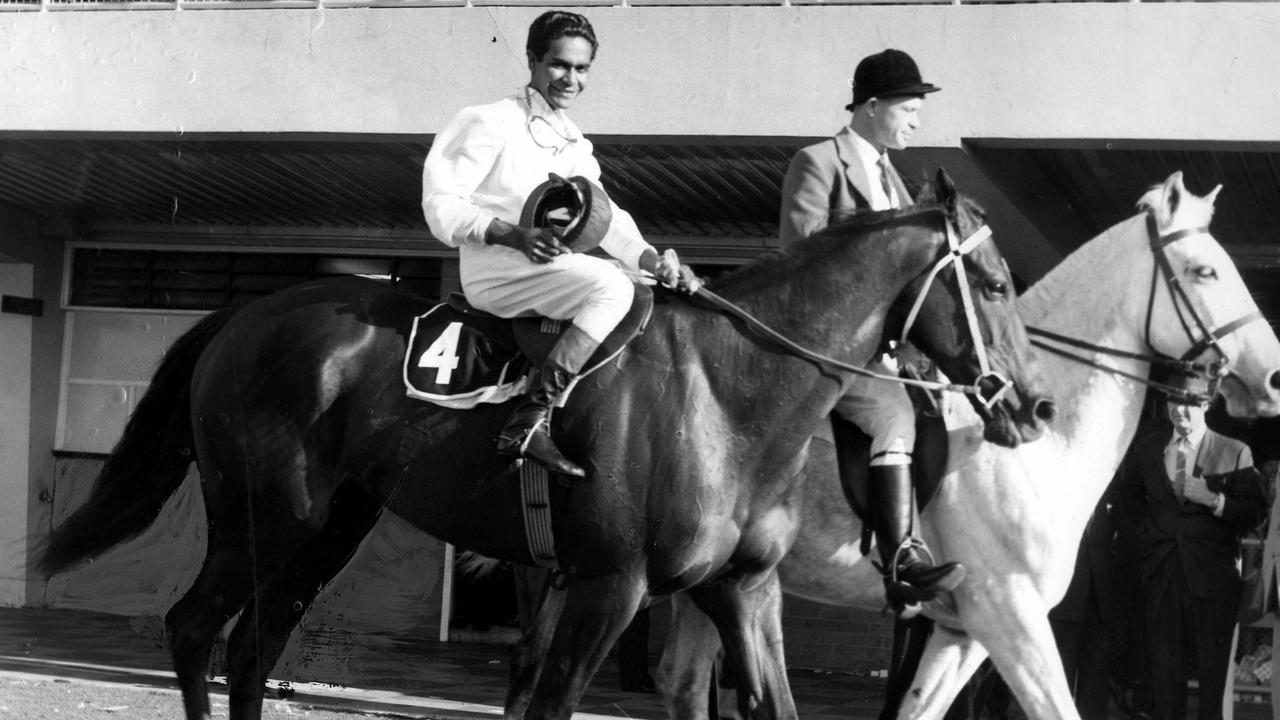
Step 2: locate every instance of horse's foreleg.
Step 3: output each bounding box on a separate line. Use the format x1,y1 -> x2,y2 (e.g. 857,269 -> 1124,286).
965,589 -> 1080,720
224,486 -> 380,720
654,593 -> 721,720
688,570 -> 796,720
523,571 -> 645,720
892,624 -> 988,720
504,583 -> 568,720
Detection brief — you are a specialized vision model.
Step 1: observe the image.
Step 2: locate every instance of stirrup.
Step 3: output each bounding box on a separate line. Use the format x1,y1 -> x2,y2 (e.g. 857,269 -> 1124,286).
876,538 -> 962,617
887,537 -> 932,588
497,415 -> 547,458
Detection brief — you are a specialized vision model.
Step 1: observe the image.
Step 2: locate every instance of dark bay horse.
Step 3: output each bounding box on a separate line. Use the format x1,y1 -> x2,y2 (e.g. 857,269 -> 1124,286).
37,172 -> 1053,720
654,172 -> 1280,720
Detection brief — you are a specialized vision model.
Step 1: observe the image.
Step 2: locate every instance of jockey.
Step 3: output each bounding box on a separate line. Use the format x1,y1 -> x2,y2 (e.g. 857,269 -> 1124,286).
778,49 -> 964,603
422,11 -> 681,478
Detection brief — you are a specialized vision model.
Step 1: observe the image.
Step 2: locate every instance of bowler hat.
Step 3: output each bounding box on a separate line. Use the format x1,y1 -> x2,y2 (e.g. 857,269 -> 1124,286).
520,173 -> 612,253
846,49 -> 940,111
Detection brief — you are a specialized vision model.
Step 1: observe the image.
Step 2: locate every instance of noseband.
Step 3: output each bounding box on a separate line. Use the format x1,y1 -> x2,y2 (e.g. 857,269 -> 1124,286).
1029,213 -> 1264,404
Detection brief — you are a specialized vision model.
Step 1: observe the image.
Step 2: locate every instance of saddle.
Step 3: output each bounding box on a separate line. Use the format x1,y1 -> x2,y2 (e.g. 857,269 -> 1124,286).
833,376 -> 951,558
403,283 -> 655,409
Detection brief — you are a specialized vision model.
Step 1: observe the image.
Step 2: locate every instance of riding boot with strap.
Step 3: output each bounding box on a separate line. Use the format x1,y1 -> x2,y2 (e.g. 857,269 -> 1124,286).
496,324 -> 600,477
869,463 -> 965,608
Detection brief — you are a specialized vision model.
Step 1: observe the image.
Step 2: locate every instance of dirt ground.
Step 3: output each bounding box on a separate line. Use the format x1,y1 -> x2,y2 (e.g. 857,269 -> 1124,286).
0,674 -> 433,720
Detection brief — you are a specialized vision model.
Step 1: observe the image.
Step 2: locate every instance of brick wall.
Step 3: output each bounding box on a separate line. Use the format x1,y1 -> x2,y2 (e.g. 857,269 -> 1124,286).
781,597 -> 895,675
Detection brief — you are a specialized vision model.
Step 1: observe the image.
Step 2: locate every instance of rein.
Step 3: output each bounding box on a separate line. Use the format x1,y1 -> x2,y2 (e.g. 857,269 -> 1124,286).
1027,214 -> 1264,404
678,218 -> 1009,408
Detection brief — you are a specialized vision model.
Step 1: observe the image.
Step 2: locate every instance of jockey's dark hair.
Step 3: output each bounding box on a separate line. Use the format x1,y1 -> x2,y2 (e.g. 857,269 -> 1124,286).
527,11 -> 599,61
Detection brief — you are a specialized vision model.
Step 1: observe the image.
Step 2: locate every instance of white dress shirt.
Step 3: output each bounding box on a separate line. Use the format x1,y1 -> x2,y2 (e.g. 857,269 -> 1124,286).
1165,425 -> 1226,515
847,130 -> 898,211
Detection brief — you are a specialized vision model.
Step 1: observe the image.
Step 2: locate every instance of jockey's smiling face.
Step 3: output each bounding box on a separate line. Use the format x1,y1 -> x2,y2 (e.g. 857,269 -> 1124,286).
528,36 -> 593,111
868,95 -> 924,151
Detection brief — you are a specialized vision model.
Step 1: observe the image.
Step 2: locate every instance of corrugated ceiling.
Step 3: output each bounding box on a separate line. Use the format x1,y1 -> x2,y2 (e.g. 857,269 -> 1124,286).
0,134 -> 1276,271
0,136 -> 800,239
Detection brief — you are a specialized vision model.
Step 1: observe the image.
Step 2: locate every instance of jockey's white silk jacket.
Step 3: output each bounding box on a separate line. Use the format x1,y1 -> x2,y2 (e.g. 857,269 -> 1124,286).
421,87 -> 650,275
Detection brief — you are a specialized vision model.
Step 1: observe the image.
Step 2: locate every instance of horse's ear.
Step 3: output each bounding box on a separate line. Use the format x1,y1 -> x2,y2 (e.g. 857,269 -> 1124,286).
934,167 -> 958,208
915,180 -> 936,204
1164,171 -> 1186,218
1137,171 -> 1184,223
1205,183 -> 1224,205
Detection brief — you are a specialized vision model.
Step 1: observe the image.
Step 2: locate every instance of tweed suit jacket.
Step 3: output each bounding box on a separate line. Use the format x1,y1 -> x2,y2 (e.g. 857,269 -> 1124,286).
778,126 -> 914,246
1119,427 -> 1264,599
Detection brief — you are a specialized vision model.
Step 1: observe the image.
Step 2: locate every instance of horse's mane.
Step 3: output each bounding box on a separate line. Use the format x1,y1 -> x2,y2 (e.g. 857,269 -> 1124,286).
1018,213 -> 1146,327
711,204 -> 947,292
1023,177 -> 1218,326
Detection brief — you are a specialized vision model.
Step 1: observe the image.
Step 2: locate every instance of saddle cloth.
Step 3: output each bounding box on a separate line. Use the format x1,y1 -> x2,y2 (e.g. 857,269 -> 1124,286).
403,284 -> 654,409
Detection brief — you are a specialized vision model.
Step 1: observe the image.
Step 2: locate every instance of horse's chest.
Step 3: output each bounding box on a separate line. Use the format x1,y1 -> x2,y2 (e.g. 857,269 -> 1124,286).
639,488 -> 801,592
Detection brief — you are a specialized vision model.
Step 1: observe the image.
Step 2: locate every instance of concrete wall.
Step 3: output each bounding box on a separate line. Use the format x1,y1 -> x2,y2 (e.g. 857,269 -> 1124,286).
0,208 -> 63,607
1,4 -> 1278,143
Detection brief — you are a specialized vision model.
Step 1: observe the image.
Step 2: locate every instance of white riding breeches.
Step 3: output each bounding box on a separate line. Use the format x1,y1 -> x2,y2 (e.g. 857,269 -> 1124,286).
832,358 -> 915,466
459,244 -> 634,343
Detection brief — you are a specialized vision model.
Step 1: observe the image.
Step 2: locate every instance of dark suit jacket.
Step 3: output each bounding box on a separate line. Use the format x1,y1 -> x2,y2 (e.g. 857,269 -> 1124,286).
778,126 -> 914,246
1119,427 -> 1264,599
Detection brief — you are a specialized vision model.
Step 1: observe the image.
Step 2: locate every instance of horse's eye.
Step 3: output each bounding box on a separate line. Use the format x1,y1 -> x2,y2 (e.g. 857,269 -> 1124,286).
986,280 -> 1009,298
1192,265 -> 1218,281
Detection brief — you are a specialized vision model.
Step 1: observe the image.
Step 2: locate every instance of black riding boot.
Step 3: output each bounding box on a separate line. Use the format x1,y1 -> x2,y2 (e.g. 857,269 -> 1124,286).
496,324 -> 600,477
869,464 -> 965,605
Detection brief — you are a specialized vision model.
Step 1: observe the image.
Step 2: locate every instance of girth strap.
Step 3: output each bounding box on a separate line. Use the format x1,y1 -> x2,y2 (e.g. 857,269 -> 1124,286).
520,462 -> 558,568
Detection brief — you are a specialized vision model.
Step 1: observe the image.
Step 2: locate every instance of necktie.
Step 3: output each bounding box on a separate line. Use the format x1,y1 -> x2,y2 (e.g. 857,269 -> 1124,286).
877,155 -> 899,209
1173,433 -> 1190,503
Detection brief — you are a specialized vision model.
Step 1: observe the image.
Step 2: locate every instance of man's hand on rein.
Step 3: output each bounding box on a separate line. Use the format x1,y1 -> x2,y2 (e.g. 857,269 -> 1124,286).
641,248 -> 700,294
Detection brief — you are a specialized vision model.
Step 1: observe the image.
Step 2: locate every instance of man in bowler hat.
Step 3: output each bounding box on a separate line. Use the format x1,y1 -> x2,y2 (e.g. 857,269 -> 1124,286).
779,49 -> 961,606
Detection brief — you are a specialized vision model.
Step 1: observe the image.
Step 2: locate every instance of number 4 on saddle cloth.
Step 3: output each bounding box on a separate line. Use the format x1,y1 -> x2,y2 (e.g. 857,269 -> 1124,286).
402,284 -> 653,567
403,284 -> 654,410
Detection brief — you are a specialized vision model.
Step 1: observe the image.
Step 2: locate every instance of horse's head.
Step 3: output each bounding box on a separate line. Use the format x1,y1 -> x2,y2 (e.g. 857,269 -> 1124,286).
892,168 -> 1056,447
1136,171 -> 1280,417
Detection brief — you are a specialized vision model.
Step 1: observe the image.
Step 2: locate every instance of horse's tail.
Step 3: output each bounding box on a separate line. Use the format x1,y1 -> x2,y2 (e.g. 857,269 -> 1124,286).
34,306 -> 241,577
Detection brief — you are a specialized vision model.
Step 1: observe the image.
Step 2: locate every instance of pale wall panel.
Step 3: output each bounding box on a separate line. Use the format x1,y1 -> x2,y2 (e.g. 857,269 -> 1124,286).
0,5 -> 1278,142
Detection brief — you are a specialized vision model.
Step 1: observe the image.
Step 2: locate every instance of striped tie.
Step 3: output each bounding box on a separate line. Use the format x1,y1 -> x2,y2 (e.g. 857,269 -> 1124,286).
877,155 -> 898,208
1174,433 -> 1190,503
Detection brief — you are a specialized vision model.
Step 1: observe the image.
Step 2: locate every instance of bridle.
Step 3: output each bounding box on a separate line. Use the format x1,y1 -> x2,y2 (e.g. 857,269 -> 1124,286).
1028,213 -> 1263,404
896,214 -> 1010,409
682,209 -> 1012,410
